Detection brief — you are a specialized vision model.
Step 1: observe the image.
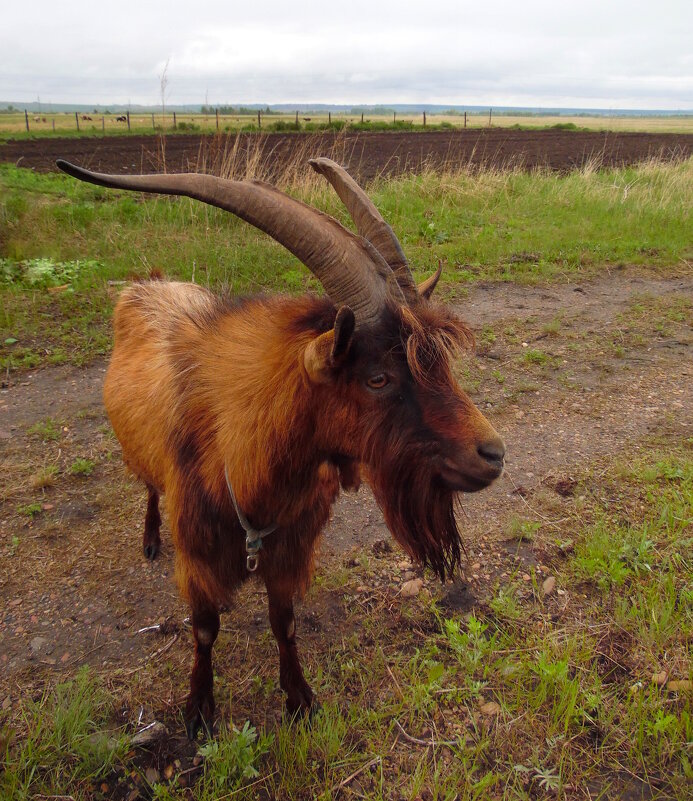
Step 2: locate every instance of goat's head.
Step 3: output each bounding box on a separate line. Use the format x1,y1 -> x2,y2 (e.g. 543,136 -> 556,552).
56,157 -> 505,580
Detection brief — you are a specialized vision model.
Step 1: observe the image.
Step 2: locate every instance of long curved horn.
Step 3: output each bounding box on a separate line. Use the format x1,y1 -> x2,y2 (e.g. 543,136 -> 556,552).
56,160 -> 401,327
308,158 -> 418,302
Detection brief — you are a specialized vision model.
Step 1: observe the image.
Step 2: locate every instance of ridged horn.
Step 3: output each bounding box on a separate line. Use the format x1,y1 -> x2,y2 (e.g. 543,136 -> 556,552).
309,158 -> 418,302
56,160 -> 395,328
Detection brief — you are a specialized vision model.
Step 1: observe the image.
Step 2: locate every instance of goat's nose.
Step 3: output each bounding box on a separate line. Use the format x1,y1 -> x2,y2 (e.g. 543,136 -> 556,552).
477,437 -> 506,470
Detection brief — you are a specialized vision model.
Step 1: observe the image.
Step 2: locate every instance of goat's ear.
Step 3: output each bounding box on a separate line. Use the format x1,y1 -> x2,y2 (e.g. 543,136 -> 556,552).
304,306 -> 355,383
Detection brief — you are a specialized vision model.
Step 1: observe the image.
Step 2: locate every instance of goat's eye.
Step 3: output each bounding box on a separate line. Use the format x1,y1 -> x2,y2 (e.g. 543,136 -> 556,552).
367,373 -> 388,389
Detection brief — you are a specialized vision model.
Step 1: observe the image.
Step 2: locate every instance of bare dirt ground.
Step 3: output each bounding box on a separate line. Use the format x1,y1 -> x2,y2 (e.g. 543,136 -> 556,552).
2,268 -> 691,683
2,129 -> 692,180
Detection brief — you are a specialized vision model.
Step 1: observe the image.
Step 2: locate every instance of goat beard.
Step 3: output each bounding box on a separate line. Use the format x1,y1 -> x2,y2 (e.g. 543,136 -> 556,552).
365,454 -> 462,583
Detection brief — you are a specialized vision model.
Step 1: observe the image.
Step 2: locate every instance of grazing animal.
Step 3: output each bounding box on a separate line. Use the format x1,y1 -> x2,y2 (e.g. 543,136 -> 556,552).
116,115 -> 127,122
56,157 -> 506,738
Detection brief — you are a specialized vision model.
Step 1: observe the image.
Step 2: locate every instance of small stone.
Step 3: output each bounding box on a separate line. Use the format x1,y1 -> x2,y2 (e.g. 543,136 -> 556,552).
480,701 -> 501,716
522,573 -> 531,582
666,680 -> 692,692
193,754 -> 203,767
397,560 -> 412,569
472,562 -> 481,571
100,783 -> 109,793
144,767 -> 160,785
402,571 -> 416,581
30,636 -> 48,654
132,721 -> 167,747
401,578 -> 424,597
542,576 -> 557,595
164,764 -> 175,780
355,585 -> 368,593
1,696 -> 11,710
652,670 -> 668,686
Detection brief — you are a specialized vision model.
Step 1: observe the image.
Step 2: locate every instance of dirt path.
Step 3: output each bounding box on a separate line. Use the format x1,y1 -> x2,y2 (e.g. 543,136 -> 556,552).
1,271 -> 691,704
3,129 -> 693,181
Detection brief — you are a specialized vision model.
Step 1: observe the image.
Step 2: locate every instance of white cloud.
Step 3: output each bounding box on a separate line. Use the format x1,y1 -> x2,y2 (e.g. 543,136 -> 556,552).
1,1 -> 691,108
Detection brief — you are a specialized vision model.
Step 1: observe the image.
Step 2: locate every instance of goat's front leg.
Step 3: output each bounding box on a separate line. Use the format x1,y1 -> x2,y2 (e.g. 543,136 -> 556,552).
184,603 -> 220,739
265,578 -> 318,718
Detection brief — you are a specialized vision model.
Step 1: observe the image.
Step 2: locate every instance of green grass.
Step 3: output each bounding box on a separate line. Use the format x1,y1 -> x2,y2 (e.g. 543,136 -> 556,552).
69,458 -> 96,476
0,668 -> 129,800
1,157 -> 691,373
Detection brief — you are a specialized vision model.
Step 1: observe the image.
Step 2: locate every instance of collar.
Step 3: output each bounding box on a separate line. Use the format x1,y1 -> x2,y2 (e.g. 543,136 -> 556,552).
224,465 -> 278,572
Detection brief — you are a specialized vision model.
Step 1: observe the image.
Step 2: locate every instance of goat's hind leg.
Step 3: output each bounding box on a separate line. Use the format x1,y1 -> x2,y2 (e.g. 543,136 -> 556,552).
143,484 -> 161,560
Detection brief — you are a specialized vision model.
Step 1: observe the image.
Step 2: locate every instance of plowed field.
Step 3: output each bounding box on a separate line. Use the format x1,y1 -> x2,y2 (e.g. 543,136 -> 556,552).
2,129 -> 692,179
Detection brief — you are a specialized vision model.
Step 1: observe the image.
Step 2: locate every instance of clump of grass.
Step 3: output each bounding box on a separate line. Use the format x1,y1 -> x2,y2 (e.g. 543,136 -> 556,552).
27,418 -> 61,441
194,721 -> 273,799
505,516 -> 542,542
0,667 -> 128,800
17,502 -> 42,517
30,464 -> 59,489
69,458 -> 95,476
523,348 -> 549,365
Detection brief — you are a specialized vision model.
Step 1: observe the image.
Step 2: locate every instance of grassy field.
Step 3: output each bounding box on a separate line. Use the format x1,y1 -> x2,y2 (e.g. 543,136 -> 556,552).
1,156 -> 691,374
1,110 -> 693,139
1,156 -> 691,799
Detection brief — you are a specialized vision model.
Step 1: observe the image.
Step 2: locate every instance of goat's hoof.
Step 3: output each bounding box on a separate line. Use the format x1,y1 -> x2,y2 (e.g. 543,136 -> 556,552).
184,696 -> 214,740
143,540 -> 160,561
285,695 -> 321,725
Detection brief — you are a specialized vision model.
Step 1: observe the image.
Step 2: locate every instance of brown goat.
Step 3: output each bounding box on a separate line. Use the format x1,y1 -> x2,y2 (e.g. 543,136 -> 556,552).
57,157 -> 506,738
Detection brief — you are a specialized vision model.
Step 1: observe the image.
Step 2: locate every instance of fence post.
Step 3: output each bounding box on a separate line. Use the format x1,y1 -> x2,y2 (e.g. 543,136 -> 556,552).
126,111 -> 131,131
423,110 -> 426,127
361,112 -> 364,123
328,111 -> 331,124
173,111 -> 177,129
216,108 -> 219,130
151,113 -> 155,129
393,111 -> 396,124
25,109 -> 29,131
52,119 -> 55,132
464,111 -> 467,128
489,108 -> 492,126
295,110 -> 299,128
102,116 -> 105,132
257,110 -> 261,129
75,111 -> 80,131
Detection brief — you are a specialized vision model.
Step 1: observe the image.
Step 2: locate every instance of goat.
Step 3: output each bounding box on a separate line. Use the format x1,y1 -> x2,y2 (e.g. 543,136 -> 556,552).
56,157 -> 506,738
116,115 -> 127,122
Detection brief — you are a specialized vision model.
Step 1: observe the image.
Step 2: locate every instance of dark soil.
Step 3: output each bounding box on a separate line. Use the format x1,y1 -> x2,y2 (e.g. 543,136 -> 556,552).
2,129 -> 692,180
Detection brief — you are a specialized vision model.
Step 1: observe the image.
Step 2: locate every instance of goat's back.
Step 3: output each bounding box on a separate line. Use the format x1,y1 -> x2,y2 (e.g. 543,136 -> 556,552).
104,281 -> 216,492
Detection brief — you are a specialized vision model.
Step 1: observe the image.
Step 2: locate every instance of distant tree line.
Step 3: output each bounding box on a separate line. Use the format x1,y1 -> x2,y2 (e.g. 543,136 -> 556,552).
200,105 -> 279,115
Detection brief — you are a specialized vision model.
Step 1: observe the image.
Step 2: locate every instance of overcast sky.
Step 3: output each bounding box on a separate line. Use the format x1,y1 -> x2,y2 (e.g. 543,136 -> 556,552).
2,1 -> 691,109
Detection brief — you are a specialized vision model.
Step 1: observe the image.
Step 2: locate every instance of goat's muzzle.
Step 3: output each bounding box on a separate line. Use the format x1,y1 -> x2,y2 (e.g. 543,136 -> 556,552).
435,433 -> 506,492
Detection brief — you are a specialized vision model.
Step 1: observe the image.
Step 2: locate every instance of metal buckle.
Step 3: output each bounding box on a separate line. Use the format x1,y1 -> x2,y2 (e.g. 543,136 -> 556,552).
246,534 -> 262,572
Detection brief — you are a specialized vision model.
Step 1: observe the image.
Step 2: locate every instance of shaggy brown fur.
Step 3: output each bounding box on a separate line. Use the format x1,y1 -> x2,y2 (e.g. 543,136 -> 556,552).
104,279 -> 503,736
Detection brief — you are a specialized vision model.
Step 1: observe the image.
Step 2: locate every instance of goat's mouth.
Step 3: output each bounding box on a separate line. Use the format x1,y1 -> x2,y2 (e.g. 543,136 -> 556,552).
436,455 -> 503,493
